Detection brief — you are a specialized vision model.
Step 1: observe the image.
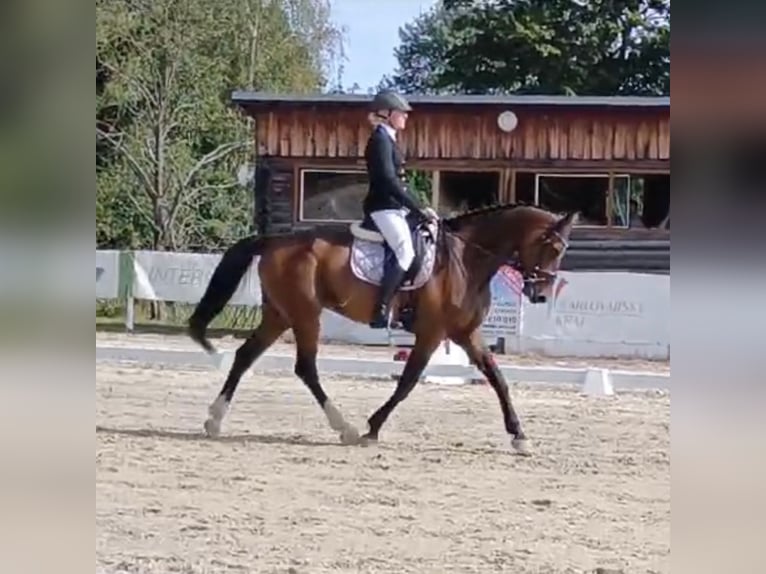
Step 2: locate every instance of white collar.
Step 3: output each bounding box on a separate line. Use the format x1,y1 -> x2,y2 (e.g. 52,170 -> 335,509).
379,123 -> 397,142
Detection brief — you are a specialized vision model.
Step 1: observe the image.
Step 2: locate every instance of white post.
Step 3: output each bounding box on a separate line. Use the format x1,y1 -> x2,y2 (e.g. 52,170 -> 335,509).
431,170 -> 441,213
118,250 -> 135,334
125,296 -> 135,332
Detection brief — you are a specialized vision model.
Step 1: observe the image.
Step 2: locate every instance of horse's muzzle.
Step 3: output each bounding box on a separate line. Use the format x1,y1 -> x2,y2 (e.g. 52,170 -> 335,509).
522,280 -> 548,304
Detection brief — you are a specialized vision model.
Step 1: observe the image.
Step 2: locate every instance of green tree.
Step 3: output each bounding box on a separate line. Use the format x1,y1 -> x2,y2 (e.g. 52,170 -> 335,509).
96,0 -> 343,251
386,0 -> 669,96
380,4 -> 458,94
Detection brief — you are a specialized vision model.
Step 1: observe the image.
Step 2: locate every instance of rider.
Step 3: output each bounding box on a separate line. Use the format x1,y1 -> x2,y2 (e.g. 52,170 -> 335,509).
362,88 -> 432,330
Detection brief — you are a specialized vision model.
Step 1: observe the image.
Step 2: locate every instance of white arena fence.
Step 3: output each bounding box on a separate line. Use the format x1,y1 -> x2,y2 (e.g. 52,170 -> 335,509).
96,249 -> 670,368
95,344 -> 669,393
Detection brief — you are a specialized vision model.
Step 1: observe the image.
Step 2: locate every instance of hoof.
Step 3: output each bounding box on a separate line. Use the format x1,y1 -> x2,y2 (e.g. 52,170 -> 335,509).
339,425 -> 361,446
204,418 -> 221,438
511,437 -> 532,456
359,433 -> 379,447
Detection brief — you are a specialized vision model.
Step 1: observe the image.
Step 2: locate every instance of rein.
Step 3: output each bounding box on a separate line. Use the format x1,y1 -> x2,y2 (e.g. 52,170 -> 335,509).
444,228 -> 514,270
440,222 -> 569,287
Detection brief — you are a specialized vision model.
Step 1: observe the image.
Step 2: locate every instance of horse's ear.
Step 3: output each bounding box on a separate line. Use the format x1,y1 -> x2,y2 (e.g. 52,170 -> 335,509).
554,211 -> 578,231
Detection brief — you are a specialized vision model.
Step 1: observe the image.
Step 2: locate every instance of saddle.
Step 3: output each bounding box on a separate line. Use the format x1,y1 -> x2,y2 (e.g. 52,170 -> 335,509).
349,210 -> 438,289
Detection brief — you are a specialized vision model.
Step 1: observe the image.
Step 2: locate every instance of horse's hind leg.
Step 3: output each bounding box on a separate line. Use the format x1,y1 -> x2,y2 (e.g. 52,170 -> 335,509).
292,314 -> 360,445
204,302 -> 288,438
364,329 -> 444,443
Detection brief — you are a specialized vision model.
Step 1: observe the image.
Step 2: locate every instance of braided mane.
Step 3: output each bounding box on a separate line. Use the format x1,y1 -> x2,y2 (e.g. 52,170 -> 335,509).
442,201 -> 529,231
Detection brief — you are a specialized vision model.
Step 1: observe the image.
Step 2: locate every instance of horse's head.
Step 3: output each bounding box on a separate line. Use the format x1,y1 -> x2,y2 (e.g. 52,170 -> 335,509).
515,210 -> 576,304
442,203 -> 576,304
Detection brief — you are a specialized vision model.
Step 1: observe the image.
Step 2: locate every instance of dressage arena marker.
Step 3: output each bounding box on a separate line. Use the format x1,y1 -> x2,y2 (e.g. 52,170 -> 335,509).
582,367 -> 615,397
422,340 -> 474,386
96,345 -> 669,393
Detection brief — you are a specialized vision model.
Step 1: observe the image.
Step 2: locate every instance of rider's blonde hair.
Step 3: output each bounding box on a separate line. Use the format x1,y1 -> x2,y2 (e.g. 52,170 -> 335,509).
367,110 -> 391,127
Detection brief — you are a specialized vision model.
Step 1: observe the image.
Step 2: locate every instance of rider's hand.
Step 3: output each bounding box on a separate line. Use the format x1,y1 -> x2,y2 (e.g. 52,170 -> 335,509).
421,207 -> 438,222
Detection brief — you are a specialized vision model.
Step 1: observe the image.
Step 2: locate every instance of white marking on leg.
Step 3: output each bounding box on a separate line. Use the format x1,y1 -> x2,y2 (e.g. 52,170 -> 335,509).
323,399 -> 360,445
511,437 -> 532,456
204,394 -> 229,438
209,394 -> 229,421
323,399 -> 346,431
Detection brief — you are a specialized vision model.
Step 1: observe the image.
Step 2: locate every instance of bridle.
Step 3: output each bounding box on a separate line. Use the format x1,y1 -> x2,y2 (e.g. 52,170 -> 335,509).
519,228 -> 569,288
442,223 -> 569,289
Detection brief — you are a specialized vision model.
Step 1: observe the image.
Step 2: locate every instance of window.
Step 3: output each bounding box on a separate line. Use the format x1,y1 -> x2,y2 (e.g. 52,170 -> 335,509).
435,170 -> 500,216
516,173 -> 632,227
609,176 -> 632,228
299,167 -> 508,223
404,169 -> 433,206
608,174 -> 670,229
300,169 -> 369,222
640,174 -> 670,229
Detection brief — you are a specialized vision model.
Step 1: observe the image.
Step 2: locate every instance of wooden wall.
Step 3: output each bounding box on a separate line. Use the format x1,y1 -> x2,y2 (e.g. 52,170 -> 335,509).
248,102 -> 670,258
251,104 -> 670,165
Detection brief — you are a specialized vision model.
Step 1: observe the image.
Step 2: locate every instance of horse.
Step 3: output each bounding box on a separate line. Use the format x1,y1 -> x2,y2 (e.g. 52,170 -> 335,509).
187,203 -> 576,455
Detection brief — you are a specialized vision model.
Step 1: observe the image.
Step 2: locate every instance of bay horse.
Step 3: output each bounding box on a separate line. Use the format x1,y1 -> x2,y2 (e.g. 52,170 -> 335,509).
187,204 -> 576,455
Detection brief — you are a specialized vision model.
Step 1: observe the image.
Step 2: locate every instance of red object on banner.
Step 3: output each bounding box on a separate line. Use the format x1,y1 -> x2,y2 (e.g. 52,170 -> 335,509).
498,265 -> 524,295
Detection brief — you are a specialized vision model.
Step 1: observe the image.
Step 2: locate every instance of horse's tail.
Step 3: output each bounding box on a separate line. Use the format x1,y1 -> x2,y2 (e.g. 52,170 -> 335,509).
187,234 -> 269,354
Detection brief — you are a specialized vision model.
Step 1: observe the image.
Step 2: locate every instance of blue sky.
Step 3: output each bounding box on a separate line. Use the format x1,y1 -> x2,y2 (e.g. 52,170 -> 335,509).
329,0 -> 438,91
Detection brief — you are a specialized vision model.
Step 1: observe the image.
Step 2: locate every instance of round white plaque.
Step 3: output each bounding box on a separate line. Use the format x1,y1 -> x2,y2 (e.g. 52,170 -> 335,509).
497,110 -> 518,132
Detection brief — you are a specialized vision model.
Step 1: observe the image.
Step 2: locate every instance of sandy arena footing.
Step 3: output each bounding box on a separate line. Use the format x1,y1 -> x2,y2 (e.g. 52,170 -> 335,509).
97,352 -> 669,574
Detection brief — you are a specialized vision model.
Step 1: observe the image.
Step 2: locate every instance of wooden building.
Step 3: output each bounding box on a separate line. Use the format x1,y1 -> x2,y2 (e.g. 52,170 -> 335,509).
232,91 -> 670,272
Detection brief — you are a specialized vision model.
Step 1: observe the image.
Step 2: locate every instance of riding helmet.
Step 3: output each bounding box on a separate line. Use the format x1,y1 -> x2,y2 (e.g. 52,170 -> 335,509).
370,89 -> 413,113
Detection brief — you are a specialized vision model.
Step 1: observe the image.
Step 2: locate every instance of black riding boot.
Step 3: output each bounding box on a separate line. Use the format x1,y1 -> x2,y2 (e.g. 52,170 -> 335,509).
369,261 -> 407,329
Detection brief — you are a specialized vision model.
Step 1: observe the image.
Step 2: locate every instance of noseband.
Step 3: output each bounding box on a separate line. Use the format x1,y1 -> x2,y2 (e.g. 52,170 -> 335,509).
514,229 -> 569,287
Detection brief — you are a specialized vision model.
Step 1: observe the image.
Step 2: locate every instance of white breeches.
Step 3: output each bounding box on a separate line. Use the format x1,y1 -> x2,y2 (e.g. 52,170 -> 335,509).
370,208 -> 416,271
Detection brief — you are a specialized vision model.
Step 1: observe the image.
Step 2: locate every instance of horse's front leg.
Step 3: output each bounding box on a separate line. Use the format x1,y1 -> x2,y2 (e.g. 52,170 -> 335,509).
363,331 -> 443,443
453,329 -> 530,456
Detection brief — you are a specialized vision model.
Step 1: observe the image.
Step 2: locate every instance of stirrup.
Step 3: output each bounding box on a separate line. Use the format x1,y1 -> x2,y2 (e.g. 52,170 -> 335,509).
369,306 -> 403,330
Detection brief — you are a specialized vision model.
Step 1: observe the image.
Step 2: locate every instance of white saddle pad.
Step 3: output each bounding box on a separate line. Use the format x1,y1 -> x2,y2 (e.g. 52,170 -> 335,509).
349,222 -> 438,291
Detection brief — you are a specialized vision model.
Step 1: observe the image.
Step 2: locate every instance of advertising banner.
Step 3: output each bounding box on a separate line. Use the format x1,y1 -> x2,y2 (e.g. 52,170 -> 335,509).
481,265 -> 524,338
132,251 -> 261,306
519,270 -> 670,357
96,250 -> 121,299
